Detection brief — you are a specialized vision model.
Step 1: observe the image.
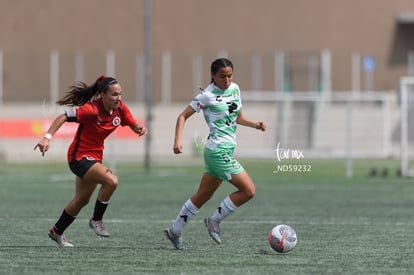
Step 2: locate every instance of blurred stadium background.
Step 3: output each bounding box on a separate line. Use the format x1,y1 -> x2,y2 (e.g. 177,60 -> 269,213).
1,0 -> 414,177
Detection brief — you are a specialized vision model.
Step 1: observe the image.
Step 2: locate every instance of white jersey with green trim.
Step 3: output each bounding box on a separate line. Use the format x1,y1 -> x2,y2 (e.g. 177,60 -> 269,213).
189,82 -> 242,150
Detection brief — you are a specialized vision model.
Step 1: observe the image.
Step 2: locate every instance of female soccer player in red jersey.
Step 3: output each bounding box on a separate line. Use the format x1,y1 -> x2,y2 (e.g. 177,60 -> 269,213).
34,75 -> 147,247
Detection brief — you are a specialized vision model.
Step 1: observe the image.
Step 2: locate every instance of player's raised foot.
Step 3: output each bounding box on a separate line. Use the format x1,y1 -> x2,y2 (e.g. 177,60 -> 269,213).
48,227 -> 74,247
89,218 -> 110,237
205,217 -> 221,244
164,228 -> 184,250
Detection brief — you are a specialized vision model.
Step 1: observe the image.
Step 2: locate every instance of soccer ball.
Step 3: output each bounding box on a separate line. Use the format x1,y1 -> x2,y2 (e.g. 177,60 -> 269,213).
268,224 -> 297,253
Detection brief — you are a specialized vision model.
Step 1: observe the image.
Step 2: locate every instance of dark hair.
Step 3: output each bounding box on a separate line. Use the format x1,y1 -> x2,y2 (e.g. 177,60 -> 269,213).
210,58 -> 234,83
56,75 -> 118,106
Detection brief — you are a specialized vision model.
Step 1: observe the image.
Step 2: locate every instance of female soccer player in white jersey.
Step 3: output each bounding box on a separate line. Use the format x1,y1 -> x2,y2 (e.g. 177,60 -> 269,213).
165,58 -> 267,249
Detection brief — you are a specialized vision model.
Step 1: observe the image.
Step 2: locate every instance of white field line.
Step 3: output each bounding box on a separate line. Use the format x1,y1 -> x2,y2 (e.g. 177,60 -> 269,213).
4,217 -> 414,226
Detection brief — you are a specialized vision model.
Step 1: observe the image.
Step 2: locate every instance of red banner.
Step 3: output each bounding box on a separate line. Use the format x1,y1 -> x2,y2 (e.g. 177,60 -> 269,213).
0,119 -> 144,139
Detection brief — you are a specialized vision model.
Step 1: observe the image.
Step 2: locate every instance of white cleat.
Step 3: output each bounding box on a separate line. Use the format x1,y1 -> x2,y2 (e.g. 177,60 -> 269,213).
164,228 -> 185,250
205,217 -> 221,244
48,228 -> 74,247
89,218 -> 110,237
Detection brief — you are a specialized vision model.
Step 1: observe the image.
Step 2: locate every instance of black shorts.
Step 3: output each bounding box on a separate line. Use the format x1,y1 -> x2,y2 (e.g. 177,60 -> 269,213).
69,157 -> 98,178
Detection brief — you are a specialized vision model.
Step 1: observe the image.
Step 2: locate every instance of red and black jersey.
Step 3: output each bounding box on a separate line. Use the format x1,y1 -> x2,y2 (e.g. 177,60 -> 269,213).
66,98 -> 137,163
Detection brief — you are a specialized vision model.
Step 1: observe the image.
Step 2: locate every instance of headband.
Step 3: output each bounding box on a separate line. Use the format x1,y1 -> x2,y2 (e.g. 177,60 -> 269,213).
96,75 -> 118,92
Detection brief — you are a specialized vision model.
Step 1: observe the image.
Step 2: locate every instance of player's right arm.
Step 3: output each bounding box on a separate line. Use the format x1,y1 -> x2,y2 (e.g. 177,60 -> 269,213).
173,106 -> 196,154
34,113 -> 67,156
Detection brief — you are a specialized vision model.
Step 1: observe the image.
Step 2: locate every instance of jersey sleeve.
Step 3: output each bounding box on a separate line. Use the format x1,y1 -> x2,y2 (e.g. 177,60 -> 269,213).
189,92 -> 208,113
235,84 -> 242,108
119,102 -> 137,126
73,103 -> 96,124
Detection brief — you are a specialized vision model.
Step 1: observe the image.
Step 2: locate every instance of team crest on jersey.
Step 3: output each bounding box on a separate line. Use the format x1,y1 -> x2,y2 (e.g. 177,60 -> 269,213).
232,89 -> 239,100
112,116 -> 121,126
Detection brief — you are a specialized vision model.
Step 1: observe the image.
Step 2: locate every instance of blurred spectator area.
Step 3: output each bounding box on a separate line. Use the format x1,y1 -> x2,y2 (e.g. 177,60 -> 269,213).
0,1 -> 413,103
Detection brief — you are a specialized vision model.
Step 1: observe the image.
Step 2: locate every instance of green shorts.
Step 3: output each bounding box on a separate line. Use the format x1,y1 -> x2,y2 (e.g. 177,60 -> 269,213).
203,146 -> 244,181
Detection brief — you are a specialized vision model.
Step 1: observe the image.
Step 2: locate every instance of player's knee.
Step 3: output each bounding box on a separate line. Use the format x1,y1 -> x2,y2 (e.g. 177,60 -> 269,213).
104,174 -> 119,190
109,176 -> 119,189
245,185 -> 256,199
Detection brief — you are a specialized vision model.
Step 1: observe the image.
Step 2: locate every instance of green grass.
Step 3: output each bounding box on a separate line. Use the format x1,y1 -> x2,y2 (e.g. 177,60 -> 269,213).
1,159 -> 414,274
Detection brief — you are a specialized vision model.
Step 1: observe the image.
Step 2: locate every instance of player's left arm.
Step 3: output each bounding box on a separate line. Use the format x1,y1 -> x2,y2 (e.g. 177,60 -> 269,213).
236,109 -> 266,131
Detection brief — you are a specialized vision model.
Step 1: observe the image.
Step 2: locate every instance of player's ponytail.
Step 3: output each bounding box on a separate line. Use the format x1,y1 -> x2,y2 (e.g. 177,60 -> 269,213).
56,75 -> 117,106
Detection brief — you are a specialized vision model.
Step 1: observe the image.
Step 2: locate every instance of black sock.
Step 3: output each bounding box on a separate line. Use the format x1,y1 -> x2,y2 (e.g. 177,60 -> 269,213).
92,200 -> 109,221
54,209 -> 75,235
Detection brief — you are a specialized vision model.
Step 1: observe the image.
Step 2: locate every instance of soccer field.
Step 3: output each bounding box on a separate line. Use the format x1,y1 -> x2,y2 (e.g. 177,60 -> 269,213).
1,159 -> 414,274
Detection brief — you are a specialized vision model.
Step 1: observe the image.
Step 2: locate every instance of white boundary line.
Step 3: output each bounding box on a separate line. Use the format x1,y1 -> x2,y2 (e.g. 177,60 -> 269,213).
3,218 -> 414,226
